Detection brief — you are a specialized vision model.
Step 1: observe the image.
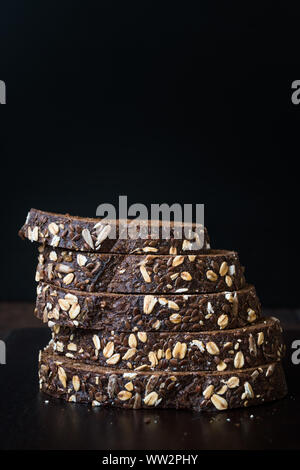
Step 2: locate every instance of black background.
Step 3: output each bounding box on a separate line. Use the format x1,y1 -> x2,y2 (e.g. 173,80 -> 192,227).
0,1 -> 299,306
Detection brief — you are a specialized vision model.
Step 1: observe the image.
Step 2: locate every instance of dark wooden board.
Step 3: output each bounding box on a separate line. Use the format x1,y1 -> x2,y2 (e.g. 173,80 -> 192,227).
0,327 -> 299,450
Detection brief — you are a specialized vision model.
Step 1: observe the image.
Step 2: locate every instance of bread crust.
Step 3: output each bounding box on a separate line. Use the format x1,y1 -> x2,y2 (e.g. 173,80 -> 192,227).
36,282 -> 261,332
39,352 -> 288,411
19,208 -> 211,254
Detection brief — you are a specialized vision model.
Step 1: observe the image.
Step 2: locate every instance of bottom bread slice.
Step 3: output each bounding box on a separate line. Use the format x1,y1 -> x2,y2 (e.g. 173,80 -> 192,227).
39,352 -> 287,411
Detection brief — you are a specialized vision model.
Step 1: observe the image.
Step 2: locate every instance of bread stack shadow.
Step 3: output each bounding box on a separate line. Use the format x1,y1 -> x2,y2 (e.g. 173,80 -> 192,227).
19,208 -> 287,411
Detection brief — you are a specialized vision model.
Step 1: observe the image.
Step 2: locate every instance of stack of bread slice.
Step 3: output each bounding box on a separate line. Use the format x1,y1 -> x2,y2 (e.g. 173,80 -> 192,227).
19,209 -> 287,411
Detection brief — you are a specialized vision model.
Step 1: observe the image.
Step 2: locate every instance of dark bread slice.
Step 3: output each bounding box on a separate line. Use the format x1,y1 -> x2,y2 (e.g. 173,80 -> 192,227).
36,282 -> 261,332
36,246 -> 245,294
46,317 -> 285,372
19,208 -> 210,254
39,351 -> 287,411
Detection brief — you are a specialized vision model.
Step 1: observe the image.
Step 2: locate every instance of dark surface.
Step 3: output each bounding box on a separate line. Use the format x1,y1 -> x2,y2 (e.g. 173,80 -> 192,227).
0,326 -> 299,450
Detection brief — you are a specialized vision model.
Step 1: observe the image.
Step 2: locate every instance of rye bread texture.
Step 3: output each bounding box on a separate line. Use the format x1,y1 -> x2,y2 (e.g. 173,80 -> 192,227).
46,317 -> 285,372
18,208 -> 288,412
19,208 -> 211,254
36,246 -> 245,294
36,282 -> 261,332
39,351 -> 288,411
